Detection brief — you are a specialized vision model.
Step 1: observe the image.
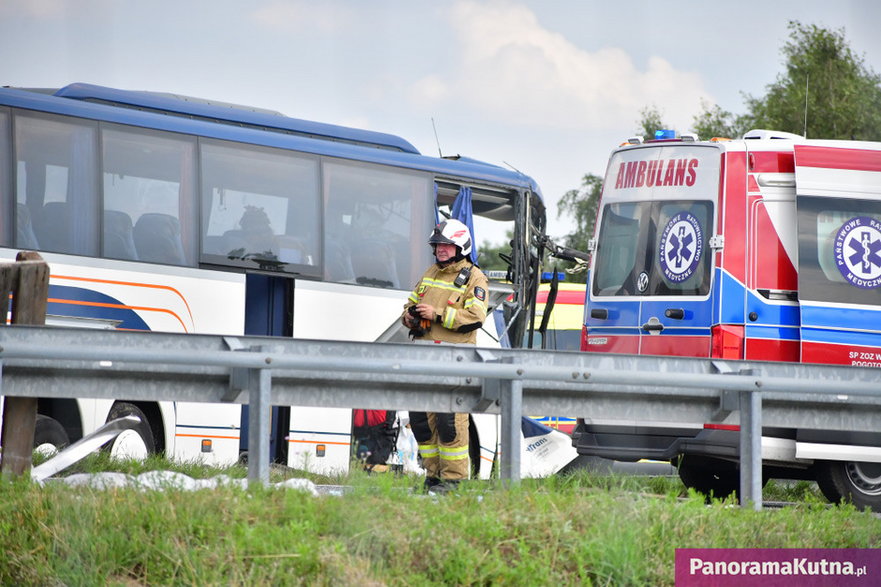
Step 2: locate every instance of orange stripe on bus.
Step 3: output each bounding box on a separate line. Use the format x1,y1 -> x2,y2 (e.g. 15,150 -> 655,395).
175,433 -> 240,440
47,297 -> 189,332
52,273 -> 195,325
288,439 -> 351,446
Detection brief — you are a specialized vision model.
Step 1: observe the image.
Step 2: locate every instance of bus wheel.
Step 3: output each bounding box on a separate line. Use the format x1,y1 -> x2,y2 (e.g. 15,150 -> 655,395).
677,455 -> 740,500
816,460 -> 881,512
105,403 -> 155,460
34,415 -> 70,457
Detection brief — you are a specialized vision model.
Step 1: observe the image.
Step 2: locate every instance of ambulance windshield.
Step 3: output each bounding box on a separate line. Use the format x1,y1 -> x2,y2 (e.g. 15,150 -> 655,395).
592,200 -> 713,297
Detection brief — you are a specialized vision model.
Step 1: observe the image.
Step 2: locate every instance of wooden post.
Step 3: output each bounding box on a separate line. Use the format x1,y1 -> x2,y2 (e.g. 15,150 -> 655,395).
0,251 -> 50,478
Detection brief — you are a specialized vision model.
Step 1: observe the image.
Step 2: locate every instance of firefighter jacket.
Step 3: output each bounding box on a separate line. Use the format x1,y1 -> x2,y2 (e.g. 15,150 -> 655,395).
403,258 -> 489,344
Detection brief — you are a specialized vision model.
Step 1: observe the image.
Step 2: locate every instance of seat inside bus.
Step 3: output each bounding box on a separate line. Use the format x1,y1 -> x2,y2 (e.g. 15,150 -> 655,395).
133,213 -> 187,265
33,202 -> 72,253
103,210 -> 139,261
16,203 -> 40,250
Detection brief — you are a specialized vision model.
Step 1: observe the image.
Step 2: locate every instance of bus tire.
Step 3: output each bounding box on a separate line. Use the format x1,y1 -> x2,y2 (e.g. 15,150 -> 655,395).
468,416 -> 482,479
815,460 -> 881,512
104,402 -> 155,460
34,414 -> 70,456
677,455 -> 740,500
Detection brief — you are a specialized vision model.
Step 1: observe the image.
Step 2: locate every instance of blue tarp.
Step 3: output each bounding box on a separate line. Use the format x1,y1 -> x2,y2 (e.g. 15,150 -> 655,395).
450,186 -> 479,265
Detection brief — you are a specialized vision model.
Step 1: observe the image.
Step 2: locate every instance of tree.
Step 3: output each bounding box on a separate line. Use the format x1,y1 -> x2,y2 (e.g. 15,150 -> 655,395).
547,106 -> 670,278
691,99 -> 749,140
694,21 -> 881,140
637,105 -> 669,140
557,21 -> 881,281
550,173 -> 604,280
478,233 -> 514,273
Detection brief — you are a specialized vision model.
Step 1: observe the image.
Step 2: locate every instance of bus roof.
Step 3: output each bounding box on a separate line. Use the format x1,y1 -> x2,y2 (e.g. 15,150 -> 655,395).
0,84 -> 542,214
53,82 -> 421,154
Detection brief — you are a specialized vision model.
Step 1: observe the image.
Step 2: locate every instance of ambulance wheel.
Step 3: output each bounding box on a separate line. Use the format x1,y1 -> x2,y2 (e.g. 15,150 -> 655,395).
677,455 -> 740,500
104,402 -> 155,460
33,415 -> 70,457
815,460 -> 881,512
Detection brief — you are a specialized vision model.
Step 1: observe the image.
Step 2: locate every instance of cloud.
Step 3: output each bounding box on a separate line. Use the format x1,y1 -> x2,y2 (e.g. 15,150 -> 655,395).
408,75 -> 450,104
0,0 -> 70,18
411,0 -> 711,132
250,0 -> 354,34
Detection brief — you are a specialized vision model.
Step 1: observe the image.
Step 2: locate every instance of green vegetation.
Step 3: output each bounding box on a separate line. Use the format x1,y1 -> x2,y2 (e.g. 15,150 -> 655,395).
550,21 -> 881,262
2,456 -> 879,586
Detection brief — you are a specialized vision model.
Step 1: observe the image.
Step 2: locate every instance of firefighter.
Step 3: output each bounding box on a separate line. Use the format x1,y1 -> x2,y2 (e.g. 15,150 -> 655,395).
401,218 -> 489,493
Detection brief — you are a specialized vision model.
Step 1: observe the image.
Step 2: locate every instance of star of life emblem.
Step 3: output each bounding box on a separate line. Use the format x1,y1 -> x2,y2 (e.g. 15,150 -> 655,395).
835,216 -> 881,289
659,212 -> 703,284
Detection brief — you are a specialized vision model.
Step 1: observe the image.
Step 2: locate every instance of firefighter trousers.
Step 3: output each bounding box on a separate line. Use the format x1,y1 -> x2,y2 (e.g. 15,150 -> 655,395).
409,411 -> 469,482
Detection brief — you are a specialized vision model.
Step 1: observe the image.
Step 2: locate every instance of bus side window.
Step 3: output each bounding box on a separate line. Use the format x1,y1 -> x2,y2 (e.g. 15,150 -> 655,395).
102,126 -> 197,267
0,109 -> 11,247
15,112 -> 100,257
322,161 -> 432,288
200,141 -> 320,273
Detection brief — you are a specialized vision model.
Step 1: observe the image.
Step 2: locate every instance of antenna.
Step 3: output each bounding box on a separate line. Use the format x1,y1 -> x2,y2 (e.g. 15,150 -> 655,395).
431,117 -> 443,157
503,161 -> 524,176
803,73 -> 809,138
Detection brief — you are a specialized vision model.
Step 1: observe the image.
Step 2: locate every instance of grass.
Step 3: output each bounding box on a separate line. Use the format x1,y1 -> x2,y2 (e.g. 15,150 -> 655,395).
1,454 -> 879,586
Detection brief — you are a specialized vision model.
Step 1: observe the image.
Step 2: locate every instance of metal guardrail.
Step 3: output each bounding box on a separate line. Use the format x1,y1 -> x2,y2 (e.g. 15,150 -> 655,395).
1,325 -> 881,509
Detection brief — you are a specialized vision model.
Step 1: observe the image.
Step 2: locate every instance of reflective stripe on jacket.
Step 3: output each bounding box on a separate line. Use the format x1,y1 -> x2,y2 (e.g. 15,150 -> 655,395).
403,258 -> 489,344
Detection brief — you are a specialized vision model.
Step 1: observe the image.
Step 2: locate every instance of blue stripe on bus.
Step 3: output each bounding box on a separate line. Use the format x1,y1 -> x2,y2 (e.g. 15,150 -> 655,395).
48,284 -> 150,331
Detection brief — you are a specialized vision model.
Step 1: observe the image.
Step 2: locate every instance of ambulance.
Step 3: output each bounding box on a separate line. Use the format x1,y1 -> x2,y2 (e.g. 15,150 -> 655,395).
529,278 -> 586,434
574,129 -> 881,510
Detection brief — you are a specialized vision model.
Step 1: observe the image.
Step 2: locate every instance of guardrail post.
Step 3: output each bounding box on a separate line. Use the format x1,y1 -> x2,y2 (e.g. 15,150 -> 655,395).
247,367 -> 272,486
739,389 -> 763,510
499,373 -> 522,485
0,252 -> 49,479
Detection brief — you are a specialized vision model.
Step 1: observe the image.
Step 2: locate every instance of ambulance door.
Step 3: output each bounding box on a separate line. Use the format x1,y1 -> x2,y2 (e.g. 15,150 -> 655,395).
585,144 -> 718,357
794,142 -> 881,366
585,199 -> 645,354
742,146 -> 800,363
637,199 -> 715,357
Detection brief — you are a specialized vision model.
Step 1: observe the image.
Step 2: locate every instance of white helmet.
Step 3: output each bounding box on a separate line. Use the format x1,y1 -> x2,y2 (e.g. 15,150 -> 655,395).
428,219 -> 472,257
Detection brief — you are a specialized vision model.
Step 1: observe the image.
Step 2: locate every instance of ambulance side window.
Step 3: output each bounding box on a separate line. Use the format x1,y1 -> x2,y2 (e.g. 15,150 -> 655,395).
798,196 -> 881,306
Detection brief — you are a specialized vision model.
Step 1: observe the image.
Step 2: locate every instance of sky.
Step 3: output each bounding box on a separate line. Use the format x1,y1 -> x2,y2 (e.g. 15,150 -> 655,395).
2,0 -> 880,246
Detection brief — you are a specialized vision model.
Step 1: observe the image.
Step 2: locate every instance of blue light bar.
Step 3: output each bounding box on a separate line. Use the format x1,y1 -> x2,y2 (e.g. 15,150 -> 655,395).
654,129 -> 676,140
541,271 -> 566,282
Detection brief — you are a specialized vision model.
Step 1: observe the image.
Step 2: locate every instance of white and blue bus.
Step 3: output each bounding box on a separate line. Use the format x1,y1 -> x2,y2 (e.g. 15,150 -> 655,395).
0,83 -> 574,477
